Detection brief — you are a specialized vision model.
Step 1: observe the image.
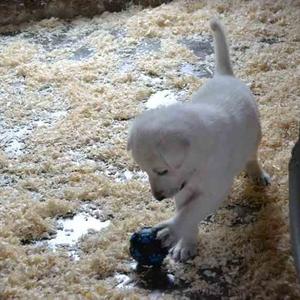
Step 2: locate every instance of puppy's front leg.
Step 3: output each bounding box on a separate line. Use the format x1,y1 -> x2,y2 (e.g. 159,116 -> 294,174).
155,189 -> 221,262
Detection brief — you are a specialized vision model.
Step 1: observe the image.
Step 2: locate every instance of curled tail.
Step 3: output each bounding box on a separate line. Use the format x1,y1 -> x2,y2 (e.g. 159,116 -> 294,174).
210,18 -> 234,76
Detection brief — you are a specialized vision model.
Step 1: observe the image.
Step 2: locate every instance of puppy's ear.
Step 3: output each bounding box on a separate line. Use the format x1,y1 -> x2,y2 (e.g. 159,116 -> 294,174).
158,130 -> 190,169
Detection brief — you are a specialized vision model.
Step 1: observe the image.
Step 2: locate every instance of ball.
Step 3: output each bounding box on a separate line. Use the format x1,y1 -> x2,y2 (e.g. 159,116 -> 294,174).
130,227 -> 169,266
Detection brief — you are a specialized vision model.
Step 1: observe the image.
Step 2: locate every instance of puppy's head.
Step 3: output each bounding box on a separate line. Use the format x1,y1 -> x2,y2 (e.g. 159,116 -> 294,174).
128,108 -> 196,200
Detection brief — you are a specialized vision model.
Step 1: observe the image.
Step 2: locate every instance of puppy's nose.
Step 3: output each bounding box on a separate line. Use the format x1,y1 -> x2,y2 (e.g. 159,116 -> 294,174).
154,191 -> 165,201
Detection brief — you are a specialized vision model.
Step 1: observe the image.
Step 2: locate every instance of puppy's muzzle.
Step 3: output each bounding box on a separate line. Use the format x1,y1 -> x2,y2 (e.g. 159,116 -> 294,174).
154,191 -> 165,201
154,182 -> 186,201
180,181 -> 186,191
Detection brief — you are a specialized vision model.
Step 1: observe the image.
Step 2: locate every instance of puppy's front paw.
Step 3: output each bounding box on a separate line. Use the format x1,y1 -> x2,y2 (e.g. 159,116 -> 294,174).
154,220 -> 179,248
254,170 -> 271,186
170,239 -> 197,262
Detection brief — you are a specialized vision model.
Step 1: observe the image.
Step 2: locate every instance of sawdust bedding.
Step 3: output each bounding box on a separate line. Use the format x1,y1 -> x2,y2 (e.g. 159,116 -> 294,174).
0,0 -> 299,299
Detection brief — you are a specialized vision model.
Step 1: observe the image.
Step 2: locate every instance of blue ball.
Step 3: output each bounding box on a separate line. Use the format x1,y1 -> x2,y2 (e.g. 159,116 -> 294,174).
130,227 -> 169,266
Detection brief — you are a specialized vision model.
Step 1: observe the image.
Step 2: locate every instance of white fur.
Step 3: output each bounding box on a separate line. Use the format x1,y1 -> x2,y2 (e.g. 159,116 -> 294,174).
127,19 -> 270,262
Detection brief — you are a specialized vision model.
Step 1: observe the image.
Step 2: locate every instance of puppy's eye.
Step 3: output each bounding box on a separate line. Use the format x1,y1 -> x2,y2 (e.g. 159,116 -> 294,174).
156,170 -> 168,176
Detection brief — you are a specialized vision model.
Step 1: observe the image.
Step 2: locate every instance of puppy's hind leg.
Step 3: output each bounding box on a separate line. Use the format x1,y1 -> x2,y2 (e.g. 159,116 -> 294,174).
246,154 -> 271,186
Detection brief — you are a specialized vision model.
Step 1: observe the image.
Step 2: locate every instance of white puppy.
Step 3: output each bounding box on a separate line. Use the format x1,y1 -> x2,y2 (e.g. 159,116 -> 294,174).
127,19 -> 270,262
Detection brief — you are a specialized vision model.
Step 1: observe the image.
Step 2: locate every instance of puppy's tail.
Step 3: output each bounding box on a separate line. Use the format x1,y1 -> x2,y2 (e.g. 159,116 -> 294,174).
210,18 -> 234,76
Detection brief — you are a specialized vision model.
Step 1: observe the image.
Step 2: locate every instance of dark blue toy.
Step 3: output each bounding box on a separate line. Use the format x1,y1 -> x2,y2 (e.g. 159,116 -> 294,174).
130,227 -> 169,266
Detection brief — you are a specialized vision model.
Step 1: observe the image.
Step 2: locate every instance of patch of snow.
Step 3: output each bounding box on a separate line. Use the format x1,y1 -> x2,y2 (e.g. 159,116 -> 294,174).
35,205 -> 110,260
145,90 -> 178,110
115,273 -> 134,289
47,213 -> 110,249
0,110 -> 67,158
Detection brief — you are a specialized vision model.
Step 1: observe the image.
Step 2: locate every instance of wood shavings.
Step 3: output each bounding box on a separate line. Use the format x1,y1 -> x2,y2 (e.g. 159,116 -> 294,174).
0,0 -> 299,298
